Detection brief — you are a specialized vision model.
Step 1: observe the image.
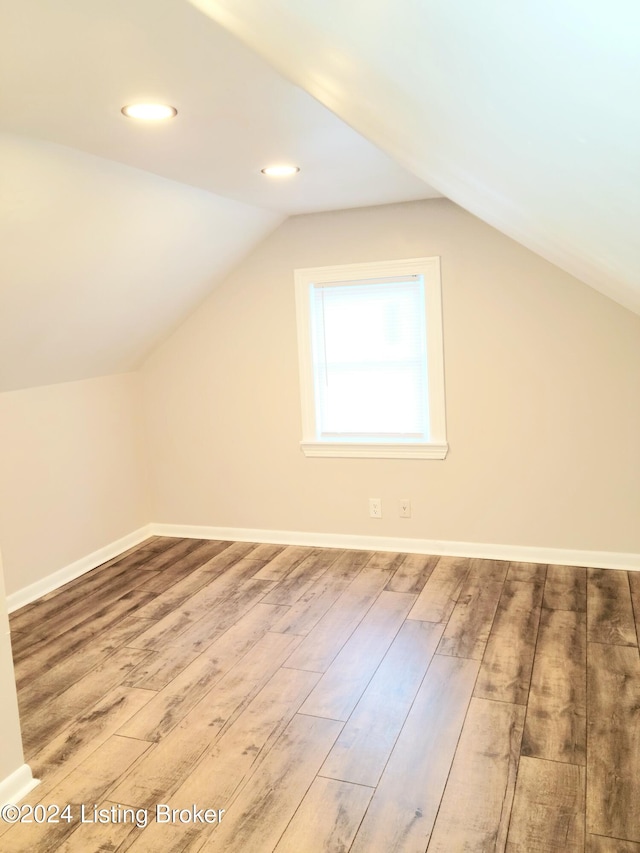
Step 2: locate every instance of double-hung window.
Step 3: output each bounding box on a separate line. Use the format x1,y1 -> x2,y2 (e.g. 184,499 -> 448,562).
294,257 -> 448,459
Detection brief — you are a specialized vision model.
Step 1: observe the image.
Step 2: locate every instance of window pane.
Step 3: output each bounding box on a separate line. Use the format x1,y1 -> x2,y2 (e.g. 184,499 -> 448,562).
311,279 -> 429,439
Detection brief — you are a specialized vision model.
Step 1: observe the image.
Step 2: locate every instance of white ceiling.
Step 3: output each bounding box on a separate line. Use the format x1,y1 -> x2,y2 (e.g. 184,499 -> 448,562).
192,0 -> 640,316
2,0 -> 638,393
0,0 -> 440,392
0,0 -> 436,215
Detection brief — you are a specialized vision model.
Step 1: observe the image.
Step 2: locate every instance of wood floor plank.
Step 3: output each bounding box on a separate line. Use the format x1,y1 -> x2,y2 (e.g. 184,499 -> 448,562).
172,666 -> 320,808
629,572 -> 640,642
7,536 -> 182,633
367,550 -> 410,573
133,539 -> 243,595
13,590 -> 156,684
507,561 -> 548,584
123,581 -> 280,690
544,564 -> 587,611
506,756 -> 585,852
55,800 -> 142,853
428,697 -> 525,852
1,735 -> 151,853
437,575 -> 504,660
262,548 -> 343,606
28,685 -> 156,797
99,816 -> 187,852
253,545 -> 316,581
20,647 -> 152,757
274,776 -> 373,853
74,669 -> 318,853
129,567 -> 216,619
320,619 -> 444,787
350,654 -> 479,853
127,559 -> 270,651
118,603 -> 287,742
136,535 -> 186,553
521,607 -> 586,764
197,713 -> 343,853
474,579 -> 543,704
298,590 -> 415,720
587,835 -> 640,852
386,553 -> 439,594
158,578 -> 276,655
18,610 -> 158,715
16,567 -> 161,645
587,642 -> 640,841
128,667 -> 321,852
9,538 -> 210,637
128,537 -> 224,574
110,631 -> 303,808
128,543 -> 258,621
195,539 -> 261,570
468,557 -> 510,582
282,562 -> 392,672
270,549 -> 373,635
407,556 -> 471,622
587,567 -> 638,646
245,543 -> 285,561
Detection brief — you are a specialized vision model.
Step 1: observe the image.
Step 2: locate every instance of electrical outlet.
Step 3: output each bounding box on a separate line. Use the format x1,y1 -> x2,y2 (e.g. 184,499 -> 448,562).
369,498 -> 382,518
399,499 -> 411,518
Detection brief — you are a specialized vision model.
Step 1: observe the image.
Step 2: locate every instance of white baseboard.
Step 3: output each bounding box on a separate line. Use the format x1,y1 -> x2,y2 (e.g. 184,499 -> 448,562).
0,764 -> 39,807
7,522 -> 639,616
151,523 -> 640,572
7,525 -> 153,613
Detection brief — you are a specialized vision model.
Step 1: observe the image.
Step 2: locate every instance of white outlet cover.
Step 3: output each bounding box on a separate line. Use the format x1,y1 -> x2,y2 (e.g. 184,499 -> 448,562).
369,498 -> 382,518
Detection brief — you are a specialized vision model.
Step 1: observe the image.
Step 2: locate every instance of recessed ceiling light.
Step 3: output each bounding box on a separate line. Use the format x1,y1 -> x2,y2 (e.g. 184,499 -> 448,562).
261,164 -> 300,177
121,104 -> 177,120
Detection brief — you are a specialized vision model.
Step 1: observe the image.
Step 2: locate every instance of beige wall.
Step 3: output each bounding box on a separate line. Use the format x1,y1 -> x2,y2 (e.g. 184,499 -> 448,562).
0,373 -> 150,596
141,199 -> 640,555
0,551 -> 26,790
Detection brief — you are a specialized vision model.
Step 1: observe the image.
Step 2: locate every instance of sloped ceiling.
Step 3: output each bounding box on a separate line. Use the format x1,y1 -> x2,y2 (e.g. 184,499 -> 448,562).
0,132 -> 282,392
192,0 -> 640,316
0,0 -> 435,392
2,0 -> 637,393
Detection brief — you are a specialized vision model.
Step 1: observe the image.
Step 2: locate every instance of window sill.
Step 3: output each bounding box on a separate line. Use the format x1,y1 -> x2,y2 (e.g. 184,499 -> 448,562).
300,441 -> 449,459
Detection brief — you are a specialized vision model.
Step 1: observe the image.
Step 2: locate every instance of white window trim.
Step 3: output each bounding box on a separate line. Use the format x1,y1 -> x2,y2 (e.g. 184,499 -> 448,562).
294,257 -> 448,460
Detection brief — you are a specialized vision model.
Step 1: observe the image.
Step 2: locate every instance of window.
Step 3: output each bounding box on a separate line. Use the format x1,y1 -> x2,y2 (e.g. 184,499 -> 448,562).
294,257 -> 448,459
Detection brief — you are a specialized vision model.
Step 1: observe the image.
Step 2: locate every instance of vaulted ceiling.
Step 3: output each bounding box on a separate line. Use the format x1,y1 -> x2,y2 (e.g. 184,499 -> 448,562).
0,0 -> 435,392
1,0 -> 638,391
192,0 -> 640,316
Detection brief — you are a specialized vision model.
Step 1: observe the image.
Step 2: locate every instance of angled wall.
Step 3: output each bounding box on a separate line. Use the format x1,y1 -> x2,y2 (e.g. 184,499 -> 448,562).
141,199 -> 640,559
0,373 -> 150,599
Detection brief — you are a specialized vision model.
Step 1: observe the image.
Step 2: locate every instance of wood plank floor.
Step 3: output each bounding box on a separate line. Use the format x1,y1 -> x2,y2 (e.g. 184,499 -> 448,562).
3,537 -> 640,852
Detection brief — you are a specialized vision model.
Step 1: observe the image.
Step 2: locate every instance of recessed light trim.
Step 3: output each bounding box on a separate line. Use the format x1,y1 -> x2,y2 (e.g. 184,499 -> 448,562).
261,164 -> 300,177
121,103 -> 177,120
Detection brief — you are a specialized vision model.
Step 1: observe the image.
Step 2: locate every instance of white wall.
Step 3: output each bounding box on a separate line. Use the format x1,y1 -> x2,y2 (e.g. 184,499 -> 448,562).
141,199 -> 640,556
0,373 -> 150,596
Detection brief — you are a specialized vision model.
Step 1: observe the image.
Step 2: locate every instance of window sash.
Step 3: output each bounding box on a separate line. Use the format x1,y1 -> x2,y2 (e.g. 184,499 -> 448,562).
309,278 -> 429,440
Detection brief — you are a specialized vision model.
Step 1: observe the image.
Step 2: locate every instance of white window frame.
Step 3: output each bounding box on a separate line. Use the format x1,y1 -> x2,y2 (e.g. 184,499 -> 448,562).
294,257 -> 448,459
